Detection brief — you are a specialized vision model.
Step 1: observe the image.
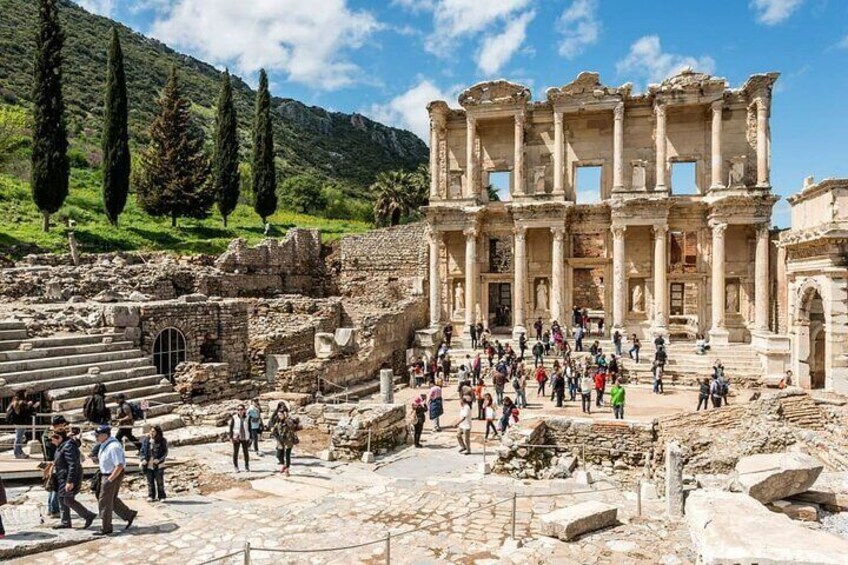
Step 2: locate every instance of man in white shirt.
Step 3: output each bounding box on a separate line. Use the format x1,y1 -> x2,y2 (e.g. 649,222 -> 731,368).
456,395 -> 473,455
93,425 -> 137,536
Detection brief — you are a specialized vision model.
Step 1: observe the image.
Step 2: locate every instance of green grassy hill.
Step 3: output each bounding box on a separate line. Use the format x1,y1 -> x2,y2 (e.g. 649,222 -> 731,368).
0,0 -> 427,194
0,171 -> 369,259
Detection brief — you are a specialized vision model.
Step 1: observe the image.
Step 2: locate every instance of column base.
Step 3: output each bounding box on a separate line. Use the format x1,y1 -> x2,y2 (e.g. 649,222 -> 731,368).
709,183 -> 726,191
708,328 -> 730,346
751,330 -> 791,387
652,326 -> 669,343
512,325 -> 527,340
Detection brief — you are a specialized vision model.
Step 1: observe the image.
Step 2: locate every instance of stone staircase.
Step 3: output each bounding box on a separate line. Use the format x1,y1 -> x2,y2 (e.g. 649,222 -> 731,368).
445,335 -> 765,388
0,320 -> 182,433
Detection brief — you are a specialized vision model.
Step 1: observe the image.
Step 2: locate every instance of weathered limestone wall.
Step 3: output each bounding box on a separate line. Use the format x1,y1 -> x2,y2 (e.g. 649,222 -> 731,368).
543,417 -> 654,466
302,403 -> 409,460
339,222 -> 427,297
172,361 -> 263,404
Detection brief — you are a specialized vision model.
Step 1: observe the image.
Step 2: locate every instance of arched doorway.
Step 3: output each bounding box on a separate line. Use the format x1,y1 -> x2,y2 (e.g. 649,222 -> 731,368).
153,327 -> 186,382
799,288 -> 826,389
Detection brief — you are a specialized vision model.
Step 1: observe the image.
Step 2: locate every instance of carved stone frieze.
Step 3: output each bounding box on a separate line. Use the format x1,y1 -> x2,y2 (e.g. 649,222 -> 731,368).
459,80 -> 531,108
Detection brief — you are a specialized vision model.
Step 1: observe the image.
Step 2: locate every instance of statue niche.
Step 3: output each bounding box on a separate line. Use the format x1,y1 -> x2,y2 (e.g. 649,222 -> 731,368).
453,280 -> 465,315
631,160 -> 647,190
535,278 -> 549,311
630,281 -> 645,313
725,281 -> 739,313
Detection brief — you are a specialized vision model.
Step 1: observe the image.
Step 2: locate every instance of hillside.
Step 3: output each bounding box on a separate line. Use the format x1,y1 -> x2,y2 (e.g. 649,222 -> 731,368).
0,0 -> 427,193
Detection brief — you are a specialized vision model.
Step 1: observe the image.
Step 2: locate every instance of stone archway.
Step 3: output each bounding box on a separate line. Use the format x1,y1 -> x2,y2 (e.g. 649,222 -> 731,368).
810,317 -> 826,389
794,282 -> 826,389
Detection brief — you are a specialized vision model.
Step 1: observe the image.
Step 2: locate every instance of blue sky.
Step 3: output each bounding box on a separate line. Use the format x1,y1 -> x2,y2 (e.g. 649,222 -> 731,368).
76,0 -> 848,226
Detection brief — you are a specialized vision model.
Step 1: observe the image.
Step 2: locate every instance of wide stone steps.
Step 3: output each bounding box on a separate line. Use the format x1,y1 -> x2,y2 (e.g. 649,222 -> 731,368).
0,329 -> 28,341
0,356 -> 153,385
64,392 -> 181,424
3,365 -> 158,396
49,373 -> 167,405
53,381 -> 175,411
0,340 -> 137,362
0,332 -> 125,352
0,348 -> 145,374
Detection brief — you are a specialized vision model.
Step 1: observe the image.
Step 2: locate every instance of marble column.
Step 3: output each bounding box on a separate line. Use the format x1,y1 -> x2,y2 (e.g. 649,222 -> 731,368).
551,226 -> 565,324
513,226 -> 527,337
653,224 -> 668,335
613,102 -> 625,192
514,113 -> 525,196
755,224 -> 770,332
756,99 -> 769,187
429,121 -> 439,199
654,103 -> 667,191
611,225 -> 627,331
553,111 -> 564,195
466,114 -> 477,198
710,100 -> 724,189
709,221 -> 729,345
428,229 -> 441,327
464,227 -> 478,332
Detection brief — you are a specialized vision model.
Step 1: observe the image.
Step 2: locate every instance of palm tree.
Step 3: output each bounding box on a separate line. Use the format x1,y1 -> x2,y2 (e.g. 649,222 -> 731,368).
409,162 -> 430,208
372,170 -> 413,226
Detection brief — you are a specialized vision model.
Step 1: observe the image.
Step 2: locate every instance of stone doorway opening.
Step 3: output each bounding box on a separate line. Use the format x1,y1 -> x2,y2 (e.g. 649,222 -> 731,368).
797,287 -> 826,390
488,282 -> 512,330
153,327 -> 187,382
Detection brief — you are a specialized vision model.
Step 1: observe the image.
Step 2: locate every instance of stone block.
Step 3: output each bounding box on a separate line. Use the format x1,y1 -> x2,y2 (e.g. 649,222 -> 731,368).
573,470 -> 593,485
266,354 -> 291,383
334,328 -> 357,351
317,449 -> 336,461
768,500 -> 819,522
102,304 -> 140,328
539,501 -> 618,541
314,332 -> 337,359
789,490 -> 848,512
414,327 -> 440,348
686,490 -> 848,565
361,451 -> 375,464
735,452 -> 824,504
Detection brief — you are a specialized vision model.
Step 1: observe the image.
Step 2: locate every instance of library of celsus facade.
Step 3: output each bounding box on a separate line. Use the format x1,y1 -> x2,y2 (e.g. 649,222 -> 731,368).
424,69 -> 780,346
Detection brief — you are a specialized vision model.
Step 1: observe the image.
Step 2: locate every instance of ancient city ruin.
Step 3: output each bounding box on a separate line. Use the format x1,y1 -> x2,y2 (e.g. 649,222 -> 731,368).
1,71 -> 847,564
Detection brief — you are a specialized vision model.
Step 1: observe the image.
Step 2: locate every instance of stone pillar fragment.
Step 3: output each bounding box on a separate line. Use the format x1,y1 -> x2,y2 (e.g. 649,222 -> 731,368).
380,368 -> 394,404
613,102 -> 625,192
611,225 -> 627,331
428,229 -> 441,327
652,224 -> 668,335
709,221 -> 729,345
551,226 -> 565,324
710,100 -> 724,189
756,99 -> 769,187
654,103 -> 667,191
755,224 -> 770,332
665,441 -> 684,518
553,111 -> 564,196
513,226 -> 527,338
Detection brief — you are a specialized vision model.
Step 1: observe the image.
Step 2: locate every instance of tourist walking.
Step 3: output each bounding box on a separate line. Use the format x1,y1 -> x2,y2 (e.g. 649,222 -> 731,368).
228,405 -> 252,473
612,330 -> 622,356
428,380 -> 444,432
567,362 -> 578,401
472,353 -> 482,381
6,390 -> 39,458
535,365 -> 548,397
113,394 -> 141,451
709,376 -> 723,408
610,380 -> 626,419
518,333 -> 528,361
474,379 -> 485,420
469,323 -> 478,349
532,340 -> 545,368
493,368 -> 506,406
483,394 -> 498,441
652,361 -> 664,394
499,397 -> 516,434
534,317 -> 543,341
594,369 -> 606,407
42,414 -> 68,518
443,323 -> 453,347
456,395 -> 473,454
513,371 -> 528,408
552,368 -> 565,408
247,399 -> 264,455
411,395 -> 427,447
574,325 -> 584,352
51,430 -> 96,530
83,383 -> 111,426
579,373 -> 593,414
93,424 -> 137,536
270,405 -> 300,476
697,378 -> 710,411
628,334 -> 641,363
139,425 -> 168,502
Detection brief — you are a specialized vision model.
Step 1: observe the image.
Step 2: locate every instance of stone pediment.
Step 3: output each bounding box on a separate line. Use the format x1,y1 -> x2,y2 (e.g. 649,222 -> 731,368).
741,72 -> 780,98
649,68 -> 727,101
546,71 -> 632,104
458,80 -> 531,108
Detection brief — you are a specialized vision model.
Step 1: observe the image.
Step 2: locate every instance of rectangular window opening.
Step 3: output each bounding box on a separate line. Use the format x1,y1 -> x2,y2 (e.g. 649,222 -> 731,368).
575,166 -> 602,204
671,162 -> 699,195
488,171 -> 511,202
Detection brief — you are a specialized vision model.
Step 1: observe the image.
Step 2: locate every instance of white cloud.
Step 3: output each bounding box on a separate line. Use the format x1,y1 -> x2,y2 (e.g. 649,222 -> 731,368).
476,11 -> 535,75
616,35 -> 716,87
557,0 -> 600,59
423,0 -> 533,55
75,0 -> 117,16
147,0 -> 380,90
366,80 -> 455,142
750,0 -> 804,25
838,35 -> 848,49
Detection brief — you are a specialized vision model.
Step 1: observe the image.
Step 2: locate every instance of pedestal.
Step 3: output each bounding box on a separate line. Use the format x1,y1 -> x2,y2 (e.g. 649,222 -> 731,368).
665,441 -> 684,518
512,326 -> 527,340
380,369 -> 394,404
708,328 -> 730,347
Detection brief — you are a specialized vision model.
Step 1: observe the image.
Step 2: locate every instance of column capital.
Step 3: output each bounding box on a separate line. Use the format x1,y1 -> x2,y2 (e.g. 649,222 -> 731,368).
709,220 -> 728,235
711,99 -> 724,112
513,225 -> 527,241
654,102 -> 666,119
514,111 -> 526,128
613,101 -> 625,121
652,223 -> 668,237
463,226 -> 479,239
550,225 -> 566,239
466,113 -> 477,127
553,110 -> 563,125
610,224 -> 627,239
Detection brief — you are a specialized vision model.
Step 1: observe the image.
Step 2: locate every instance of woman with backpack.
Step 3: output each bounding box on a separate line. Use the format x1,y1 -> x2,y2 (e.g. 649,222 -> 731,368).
140,425 -> 169,502
6,390 -> 39,458
270,404 -> 300,476
83,383 -> 111,426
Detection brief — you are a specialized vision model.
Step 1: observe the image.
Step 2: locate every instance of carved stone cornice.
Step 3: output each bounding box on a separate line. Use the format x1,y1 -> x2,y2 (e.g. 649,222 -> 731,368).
649,68 -> 728,106
459,80 -> 531,109
778,224 -> 848,247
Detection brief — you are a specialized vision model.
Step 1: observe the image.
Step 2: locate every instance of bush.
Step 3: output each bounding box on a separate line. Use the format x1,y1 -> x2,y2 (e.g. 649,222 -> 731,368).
278,174 -> 327,215
322,186 -> 371,222
67,148 -> 91,169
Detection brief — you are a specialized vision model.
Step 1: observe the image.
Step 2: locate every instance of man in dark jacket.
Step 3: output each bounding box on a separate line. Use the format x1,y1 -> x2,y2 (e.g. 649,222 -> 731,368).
84,384 -> 111,425
114,394 -> 141,450
51,430 -> 96,529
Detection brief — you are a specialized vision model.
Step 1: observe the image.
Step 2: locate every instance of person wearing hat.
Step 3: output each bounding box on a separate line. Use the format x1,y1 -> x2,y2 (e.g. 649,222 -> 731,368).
93,424 -> 137,535
50,429 -> 96,530
41,414 -> 69,519
113,394 -> 141,450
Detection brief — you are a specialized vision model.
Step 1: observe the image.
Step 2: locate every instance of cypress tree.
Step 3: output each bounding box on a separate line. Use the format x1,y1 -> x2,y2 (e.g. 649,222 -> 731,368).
252,69 -> 277,224
102,27 -> 130,226
137,67 -> 213,227
31,0 -> 69,232
213,70 -> 240,227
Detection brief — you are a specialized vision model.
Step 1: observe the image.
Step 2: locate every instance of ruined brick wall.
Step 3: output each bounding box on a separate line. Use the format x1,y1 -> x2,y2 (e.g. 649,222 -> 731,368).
339,222 -> 427,297
573,267 -> 605,310
302,403 -> 409,459
542,417 -> 654,466
213,229 -> 325,296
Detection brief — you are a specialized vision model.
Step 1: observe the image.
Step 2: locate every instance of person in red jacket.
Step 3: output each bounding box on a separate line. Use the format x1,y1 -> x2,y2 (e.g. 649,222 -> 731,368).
534,365 -> 548,397
593,370 -> 607,408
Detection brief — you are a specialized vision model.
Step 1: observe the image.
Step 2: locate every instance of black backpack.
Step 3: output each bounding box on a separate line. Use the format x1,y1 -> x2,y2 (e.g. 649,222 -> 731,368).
128,401 -> 145,420
83,395 -> 96,421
